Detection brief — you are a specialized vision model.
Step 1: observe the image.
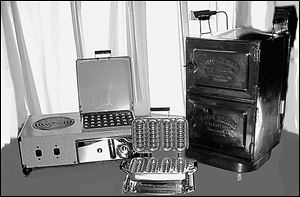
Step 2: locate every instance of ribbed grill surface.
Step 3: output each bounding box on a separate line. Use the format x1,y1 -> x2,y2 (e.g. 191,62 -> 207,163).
129,157 -> 191,174
132,117 -> 188,152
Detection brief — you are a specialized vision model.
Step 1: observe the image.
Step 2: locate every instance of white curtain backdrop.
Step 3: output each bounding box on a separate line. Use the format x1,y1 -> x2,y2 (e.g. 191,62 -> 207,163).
235,1 -> 275,31
1,1 -> 42,147
125,1 -> 151,116
16,1 -> 79,115
146,2 -> 185,116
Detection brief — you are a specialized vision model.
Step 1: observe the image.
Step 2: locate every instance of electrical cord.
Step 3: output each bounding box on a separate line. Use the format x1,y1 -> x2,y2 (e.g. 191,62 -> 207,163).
208,20 -> 213,35
216,10 -> 228,30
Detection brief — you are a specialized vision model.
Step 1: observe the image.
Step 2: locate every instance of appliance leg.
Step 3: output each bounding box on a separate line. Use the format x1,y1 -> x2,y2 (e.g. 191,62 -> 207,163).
237,173 -> 242,181
22,167 -> 32,176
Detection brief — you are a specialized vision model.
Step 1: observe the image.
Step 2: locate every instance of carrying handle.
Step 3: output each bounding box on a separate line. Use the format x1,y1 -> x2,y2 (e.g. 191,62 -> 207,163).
150,107 -> 170,117
94,50 -> 111,58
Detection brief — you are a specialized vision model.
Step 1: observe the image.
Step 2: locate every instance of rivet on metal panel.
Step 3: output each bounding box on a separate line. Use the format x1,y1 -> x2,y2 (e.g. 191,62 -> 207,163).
253,43 -> 261,63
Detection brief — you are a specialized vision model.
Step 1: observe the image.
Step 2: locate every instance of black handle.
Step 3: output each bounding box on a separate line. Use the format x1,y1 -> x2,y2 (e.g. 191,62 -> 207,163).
94,50 -> 111,55
150,107 -> 170,112
108,139 -> 116,159
192,10 -> 217,20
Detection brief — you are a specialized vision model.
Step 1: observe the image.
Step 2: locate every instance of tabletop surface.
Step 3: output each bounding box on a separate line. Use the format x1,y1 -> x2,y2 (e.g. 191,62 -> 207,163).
1,130 -> 299,196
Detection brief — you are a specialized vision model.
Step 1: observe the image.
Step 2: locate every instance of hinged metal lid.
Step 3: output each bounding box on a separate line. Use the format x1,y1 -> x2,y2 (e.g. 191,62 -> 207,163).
131,117 -> 189,153
76,56 -> 134,114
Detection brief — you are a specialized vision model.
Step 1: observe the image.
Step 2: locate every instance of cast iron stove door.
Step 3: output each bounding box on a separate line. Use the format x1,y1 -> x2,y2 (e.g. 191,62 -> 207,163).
187,96 -> 255,161
186,38 -> 260,102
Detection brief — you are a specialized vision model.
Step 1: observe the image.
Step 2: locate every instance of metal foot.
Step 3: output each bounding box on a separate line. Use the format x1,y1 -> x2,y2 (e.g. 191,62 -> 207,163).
22,167 -> 32,176
237,173 -> 242,181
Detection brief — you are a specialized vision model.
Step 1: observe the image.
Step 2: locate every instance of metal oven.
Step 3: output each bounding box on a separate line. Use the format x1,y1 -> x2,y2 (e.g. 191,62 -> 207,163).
185,28 -> 290,172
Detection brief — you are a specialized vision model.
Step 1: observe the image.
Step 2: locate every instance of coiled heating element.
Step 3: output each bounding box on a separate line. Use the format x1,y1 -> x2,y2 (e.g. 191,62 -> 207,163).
132,117 -> 189,153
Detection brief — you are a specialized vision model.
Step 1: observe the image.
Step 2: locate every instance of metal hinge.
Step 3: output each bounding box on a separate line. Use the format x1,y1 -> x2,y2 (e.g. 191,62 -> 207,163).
253,43 -> 261,63
249,142 -> 255,153
253,85 -> 259,99
280,100 -> 285,115
250,111 -> 256,161
249,142 -> 255,160
252,110 -> 257,124
183,60 -> 196,70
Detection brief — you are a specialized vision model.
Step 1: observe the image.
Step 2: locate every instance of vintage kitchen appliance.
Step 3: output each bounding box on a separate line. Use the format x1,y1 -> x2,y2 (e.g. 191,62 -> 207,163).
185,27 -> 290,172
120,112 -> 197,195
18,52 -> 136,175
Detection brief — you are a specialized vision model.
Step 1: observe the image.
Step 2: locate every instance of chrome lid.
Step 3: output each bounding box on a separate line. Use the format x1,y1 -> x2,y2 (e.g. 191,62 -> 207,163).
76,56 -> 134,114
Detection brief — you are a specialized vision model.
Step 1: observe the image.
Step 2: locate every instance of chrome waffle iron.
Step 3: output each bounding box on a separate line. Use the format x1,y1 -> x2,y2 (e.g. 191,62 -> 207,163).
76,50 -> 135,136
120,108 -> 197,195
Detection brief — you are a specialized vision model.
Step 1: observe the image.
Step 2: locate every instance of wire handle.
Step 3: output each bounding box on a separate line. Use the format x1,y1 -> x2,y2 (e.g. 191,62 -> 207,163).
216,11 -> 228,30
193,10 -> 228,37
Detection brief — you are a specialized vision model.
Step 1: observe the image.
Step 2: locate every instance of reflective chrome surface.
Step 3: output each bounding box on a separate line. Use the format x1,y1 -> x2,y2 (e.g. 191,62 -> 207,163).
76,137 -> 133,163
76,57 -> 134,113
122,173 -> 195,195
132,117 -> 189,153
125,157 -> 197,181
121,157 -> 197,194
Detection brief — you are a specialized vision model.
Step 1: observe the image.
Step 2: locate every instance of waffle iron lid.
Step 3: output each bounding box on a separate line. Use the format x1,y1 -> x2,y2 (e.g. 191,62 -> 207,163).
76,56 -> 134,114
131,117 -> 189,153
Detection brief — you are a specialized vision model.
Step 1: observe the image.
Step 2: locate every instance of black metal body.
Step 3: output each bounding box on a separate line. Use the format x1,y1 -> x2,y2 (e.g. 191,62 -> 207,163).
185,28 -> 290,172
273,6 -> 298,48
